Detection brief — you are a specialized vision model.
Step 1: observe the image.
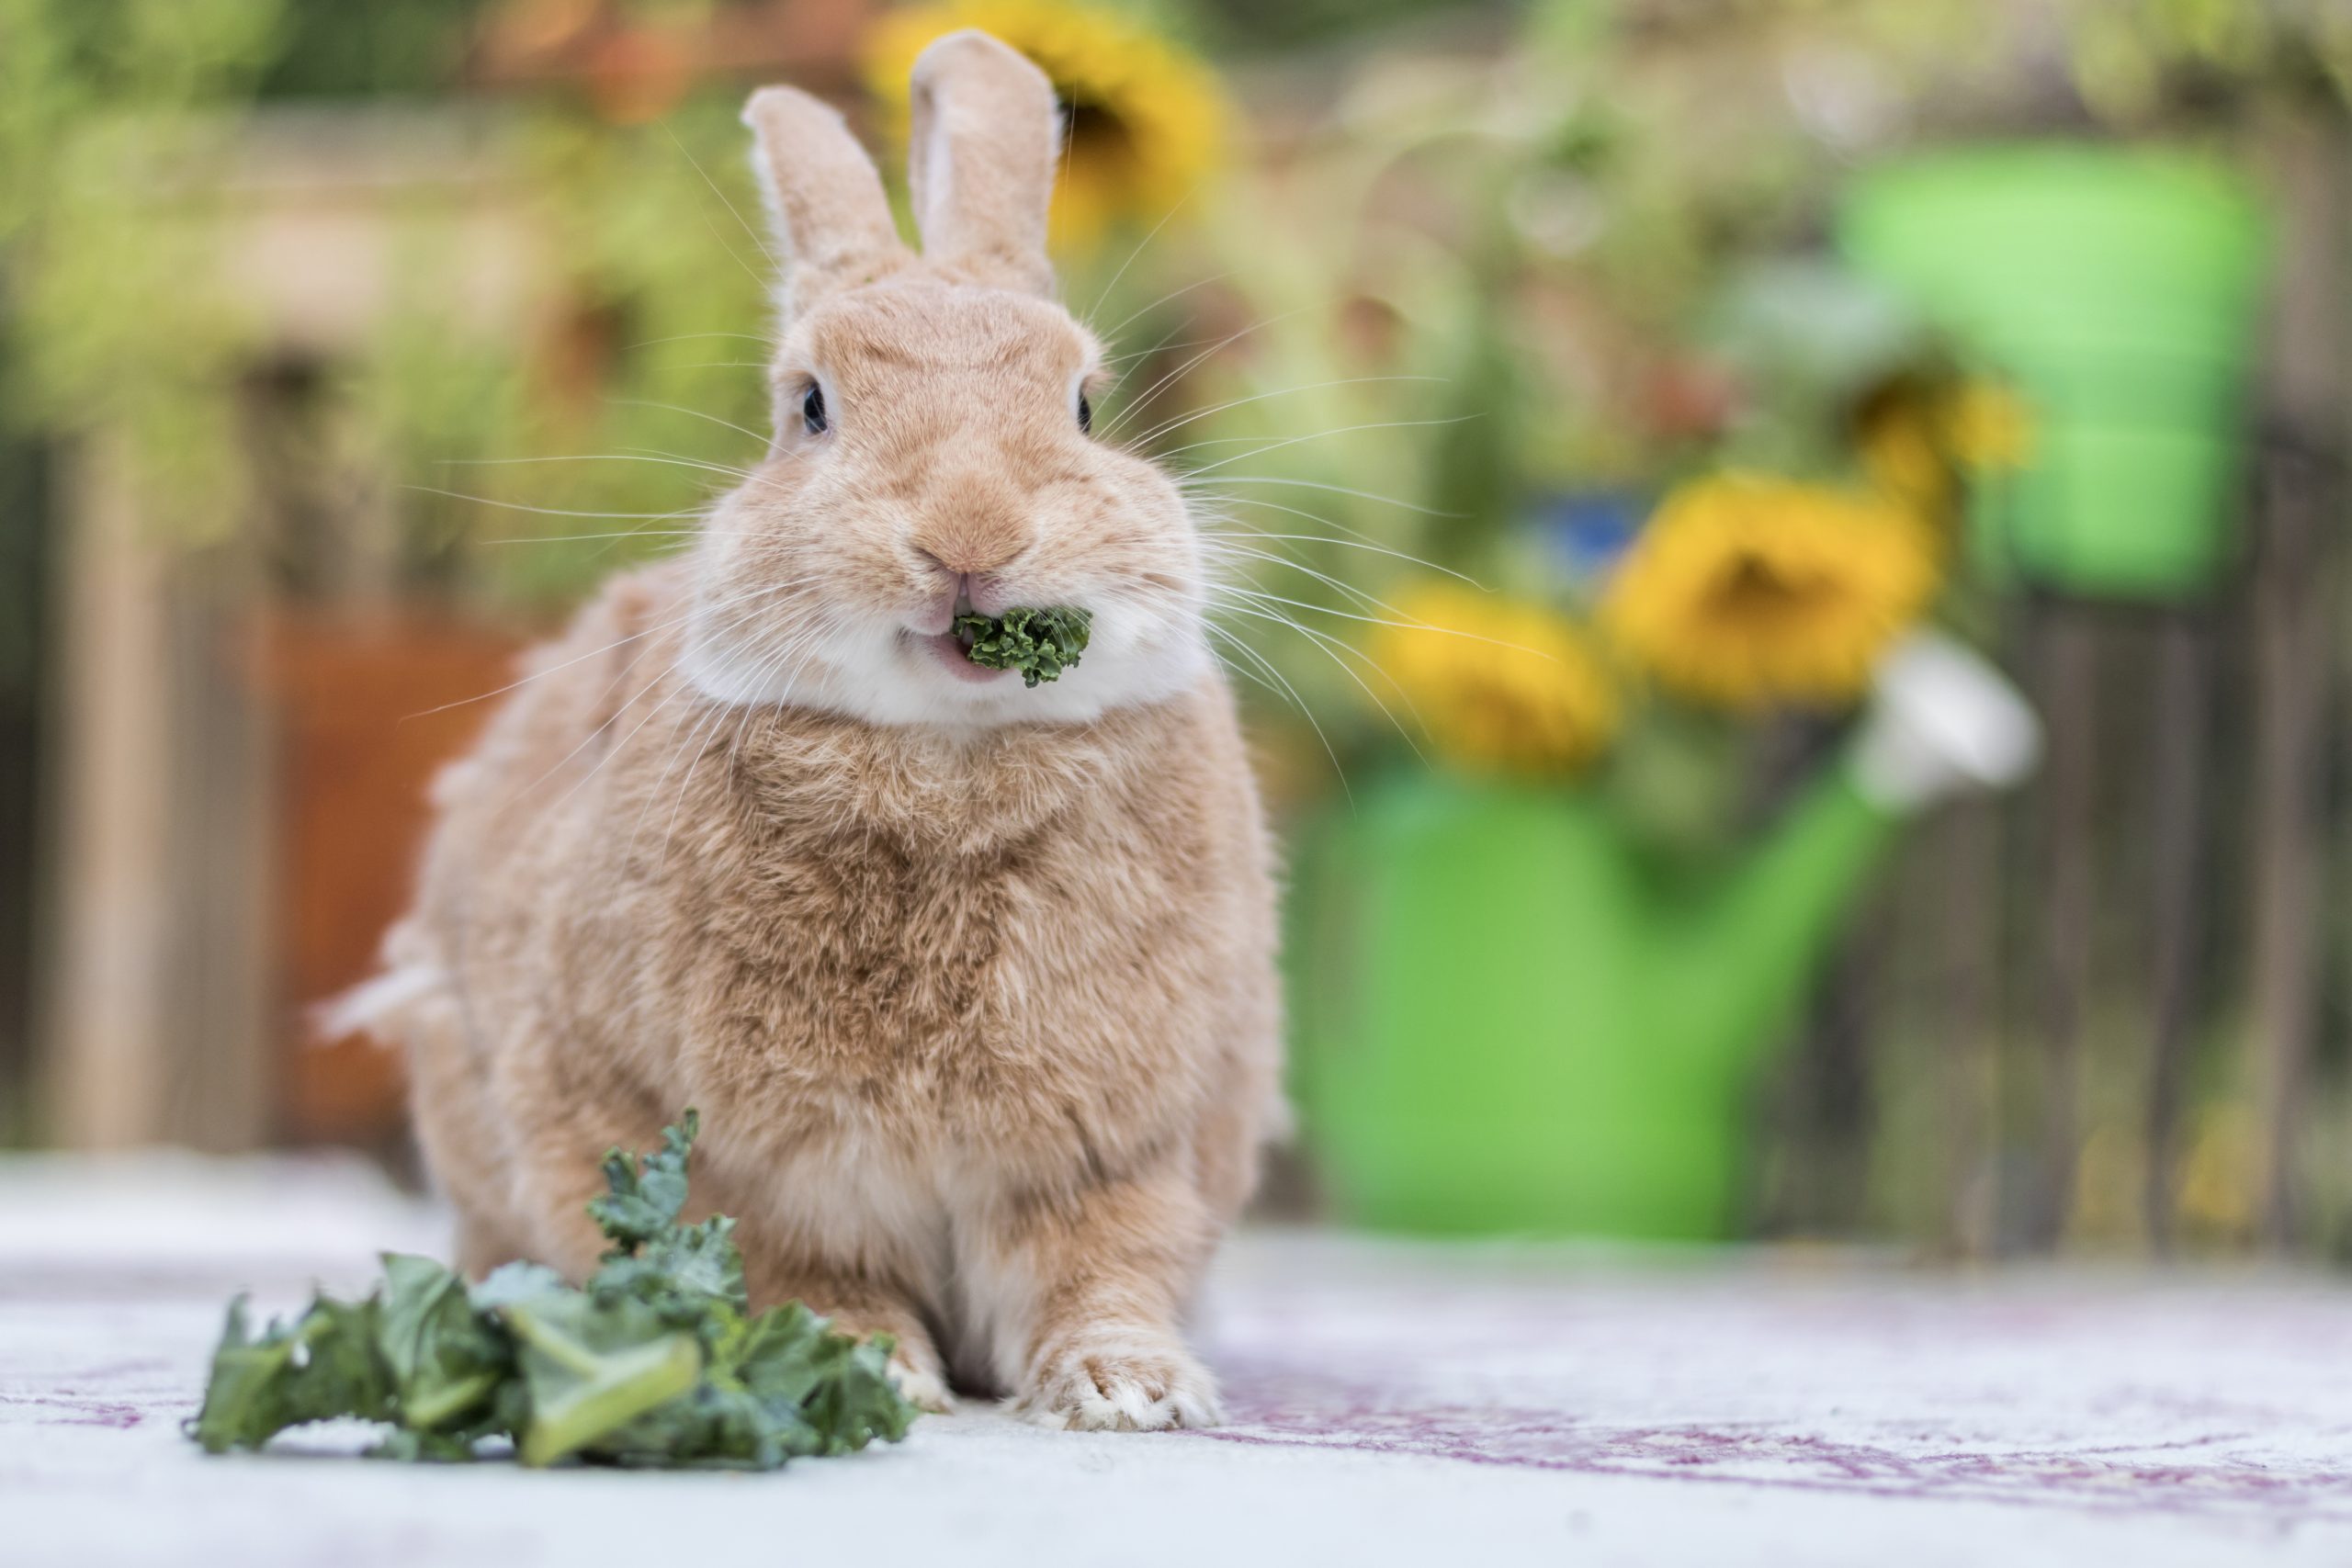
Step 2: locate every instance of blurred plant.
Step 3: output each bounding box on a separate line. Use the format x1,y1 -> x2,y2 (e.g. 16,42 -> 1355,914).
0,0 -> 289,544
0,0 -> 779,608
433,96 -> 773,608
1117,50 -> 2013,795
254,0 -> 489,98
1368,583 -> 1618,776
2055,0 -> 2352,120
863,0 -> 1227,253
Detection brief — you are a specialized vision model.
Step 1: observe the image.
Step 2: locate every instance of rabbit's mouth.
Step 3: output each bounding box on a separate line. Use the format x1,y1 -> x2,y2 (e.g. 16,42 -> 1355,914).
949,585 -> 982,655
911,582 -> 1010,683
919,627 -> 1010,682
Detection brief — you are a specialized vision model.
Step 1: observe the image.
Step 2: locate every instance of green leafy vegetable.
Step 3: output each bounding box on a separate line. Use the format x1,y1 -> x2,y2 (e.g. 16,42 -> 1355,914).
500,1292 -> 704,1468
954,605 -> 1092,686
187,1112 -> 918,1470
584,1114 -> 695,1250
187,1295 -> 392,1455
373,1252 -> 507,1433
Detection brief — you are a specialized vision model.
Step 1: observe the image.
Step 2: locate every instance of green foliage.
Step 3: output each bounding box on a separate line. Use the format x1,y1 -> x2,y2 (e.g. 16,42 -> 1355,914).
0,0 -> 289,544
187,1113 -> 919,1469
2,4 -> 775,601
374,1251 -> 508,1432
499,1291 -> 705,1468
955,605 -> 1094,686
187,1292 -> 391,1453
253,0 -> 485,99
585,1110 -> 697,1251
1185,0 -> 1487,53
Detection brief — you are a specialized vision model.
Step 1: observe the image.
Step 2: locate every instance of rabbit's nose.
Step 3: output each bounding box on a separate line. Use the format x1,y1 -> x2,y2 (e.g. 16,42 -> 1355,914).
910,513 -> 1032,579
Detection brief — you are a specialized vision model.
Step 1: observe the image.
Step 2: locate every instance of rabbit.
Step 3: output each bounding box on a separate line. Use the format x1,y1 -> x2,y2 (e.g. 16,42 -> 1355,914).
343,30 -> 1283,1431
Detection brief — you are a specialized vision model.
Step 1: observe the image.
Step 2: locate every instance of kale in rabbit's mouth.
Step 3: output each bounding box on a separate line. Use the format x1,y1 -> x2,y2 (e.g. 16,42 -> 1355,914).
952,606 -> 1091,687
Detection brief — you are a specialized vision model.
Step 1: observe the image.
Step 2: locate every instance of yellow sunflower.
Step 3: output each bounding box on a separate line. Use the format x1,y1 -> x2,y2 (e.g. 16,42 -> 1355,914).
862,0 -> 1226,254
1369,583 -> 1619,778
1942,379 -> 2035,471
1859,378 -> 2035,517
1601,473 -> 1939,711
1857,386 -> 1956,518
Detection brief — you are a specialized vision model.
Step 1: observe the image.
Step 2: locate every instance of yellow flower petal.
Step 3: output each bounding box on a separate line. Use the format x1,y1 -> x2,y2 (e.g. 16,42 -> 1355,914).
1943,380 -> 2036,471
1368,584 -> 1619,777
862,1 -> 1227,254
1602,472 -> 1939,710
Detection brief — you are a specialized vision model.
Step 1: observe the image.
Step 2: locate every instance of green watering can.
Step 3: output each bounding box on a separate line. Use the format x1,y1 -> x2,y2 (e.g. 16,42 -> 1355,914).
1838,146 -> 2270,599
1289,634 -> 2040,1239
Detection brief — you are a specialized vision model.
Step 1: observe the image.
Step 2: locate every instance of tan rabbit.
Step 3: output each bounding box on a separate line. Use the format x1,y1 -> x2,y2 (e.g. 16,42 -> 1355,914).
344,31 -> 1282,1430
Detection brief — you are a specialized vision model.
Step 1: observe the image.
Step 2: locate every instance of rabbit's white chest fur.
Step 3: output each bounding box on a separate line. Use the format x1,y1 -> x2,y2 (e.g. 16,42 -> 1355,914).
379,581 -> 1273,1376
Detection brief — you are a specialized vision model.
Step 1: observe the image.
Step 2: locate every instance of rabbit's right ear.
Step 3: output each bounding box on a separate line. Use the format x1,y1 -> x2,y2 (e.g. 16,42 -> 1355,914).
742,86 -> 911,320
906,31 -> 1060,295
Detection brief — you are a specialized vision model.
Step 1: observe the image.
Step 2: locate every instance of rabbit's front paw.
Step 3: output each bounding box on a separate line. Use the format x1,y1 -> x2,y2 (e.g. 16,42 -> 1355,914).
1013,1332 -> 1222,1431
889,1352 -> 956,1415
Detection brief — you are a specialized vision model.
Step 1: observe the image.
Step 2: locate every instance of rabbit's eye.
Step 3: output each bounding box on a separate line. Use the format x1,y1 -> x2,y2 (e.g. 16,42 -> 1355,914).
802,384 -> 828,435
1077,393 -> 1092,434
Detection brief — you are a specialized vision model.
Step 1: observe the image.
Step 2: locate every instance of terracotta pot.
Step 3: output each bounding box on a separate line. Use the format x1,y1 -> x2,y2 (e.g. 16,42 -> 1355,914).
255,611 -> 528,1148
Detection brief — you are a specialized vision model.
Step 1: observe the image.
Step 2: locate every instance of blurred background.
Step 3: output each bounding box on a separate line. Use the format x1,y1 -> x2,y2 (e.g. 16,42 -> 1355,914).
1,0 -> 2345,1263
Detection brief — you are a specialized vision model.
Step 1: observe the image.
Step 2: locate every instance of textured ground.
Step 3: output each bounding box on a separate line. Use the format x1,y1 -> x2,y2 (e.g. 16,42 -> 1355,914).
6,1152 -> 2351,1566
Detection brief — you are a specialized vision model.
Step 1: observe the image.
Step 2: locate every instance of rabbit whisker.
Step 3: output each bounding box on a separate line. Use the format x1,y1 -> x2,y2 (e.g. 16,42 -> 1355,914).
1125,375 -> 1445,452
1193,496 -> 1488,588
607,398 -> 774,449
1208,599 -> 1424,762
1096,271 -> 1236,350
480,531 -> 705,546
663,119 -> 782,269
1212,582 -> 1555,661
1082,197 -> 1193,326
1196,536 -> 1397,618
1196,620 -> 1351,807
1181,474 -> 1464,519
492,577 -> 810,820
1096,307 -> 1313,441
1171,416 -> 1479,479
402,489 -> 712,525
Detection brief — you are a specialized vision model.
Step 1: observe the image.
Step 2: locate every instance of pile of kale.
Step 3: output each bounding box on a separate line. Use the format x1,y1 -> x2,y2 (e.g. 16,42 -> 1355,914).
188,1112 -> 917,1469
954,605 -> 1091,686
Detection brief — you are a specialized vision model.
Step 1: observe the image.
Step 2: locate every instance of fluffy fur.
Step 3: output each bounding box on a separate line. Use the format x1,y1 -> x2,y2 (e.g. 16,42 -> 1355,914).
348,31 -> 1282,1432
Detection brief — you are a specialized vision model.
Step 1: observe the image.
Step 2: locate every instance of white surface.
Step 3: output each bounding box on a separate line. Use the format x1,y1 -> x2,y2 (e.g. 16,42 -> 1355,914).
6,1154 -> 2352,1566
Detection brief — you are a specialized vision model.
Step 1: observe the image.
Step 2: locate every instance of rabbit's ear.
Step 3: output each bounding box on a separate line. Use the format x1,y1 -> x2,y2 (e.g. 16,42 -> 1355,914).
907,30 -> 1059,294
742,86 -> 910,319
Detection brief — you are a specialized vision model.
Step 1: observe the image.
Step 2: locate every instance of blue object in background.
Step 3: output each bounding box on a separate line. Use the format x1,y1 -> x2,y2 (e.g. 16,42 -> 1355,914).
1534,490 -> 1647,585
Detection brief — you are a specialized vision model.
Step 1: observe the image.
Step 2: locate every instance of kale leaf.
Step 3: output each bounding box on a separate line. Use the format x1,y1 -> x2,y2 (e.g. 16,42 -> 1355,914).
500,1290 -> 704,1467
187,1111 -> 919,1470
188,1293 -> 391,1453
374,1253 -> 508,1433
954,605 -> 1092,686
584,1110 -> 696,1250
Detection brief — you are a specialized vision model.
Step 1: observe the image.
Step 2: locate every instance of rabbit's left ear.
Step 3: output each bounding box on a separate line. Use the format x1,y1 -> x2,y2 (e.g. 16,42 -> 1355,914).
742,85 -> 911,321
907,30 -> 1060,294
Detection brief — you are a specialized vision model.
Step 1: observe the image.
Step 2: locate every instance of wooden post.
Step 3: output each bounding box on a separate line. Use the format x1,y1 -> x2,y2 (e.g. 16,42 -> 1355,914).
2029,596 -> 2098,1252
1935,795 -> 2002,1258
2143,610 -> 2209,1252
42,433 -> 175,1149
2248,113 -> 2344,1251
40,434 -> 276,1153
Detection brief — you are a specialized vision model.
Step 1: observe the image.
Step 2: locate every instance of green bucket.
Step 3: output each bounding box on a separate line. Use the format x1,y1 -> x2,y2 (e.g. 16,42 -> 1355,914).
1839,146 -> 2269,599
1287,769 -> 1896,1239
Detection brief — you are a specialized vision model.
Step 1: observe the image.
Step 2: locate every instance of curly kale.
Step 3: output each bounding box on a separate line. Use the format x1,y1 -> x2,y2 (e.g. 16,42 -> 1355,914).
953,605 -> 1091,686
187,1111 -> 917,1470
